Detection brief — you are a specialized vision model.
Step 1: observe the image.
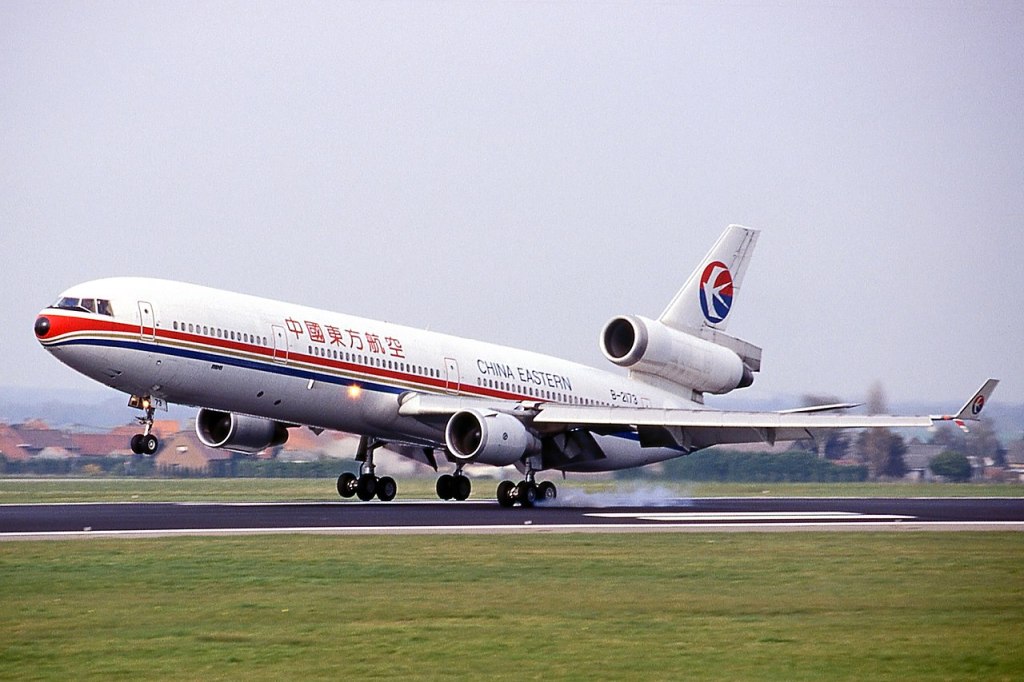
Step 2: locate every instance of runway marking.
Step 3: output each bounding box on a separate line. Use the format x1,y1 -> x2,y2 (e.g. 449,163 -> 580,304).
5,521 -> 1024,541
587,511 -> 915,522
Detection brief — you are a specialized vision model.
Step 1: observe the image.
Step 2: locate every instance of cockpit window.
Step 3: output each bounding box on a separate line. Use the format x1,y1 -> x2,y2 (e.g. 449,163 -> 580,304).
51,297 -> 115,316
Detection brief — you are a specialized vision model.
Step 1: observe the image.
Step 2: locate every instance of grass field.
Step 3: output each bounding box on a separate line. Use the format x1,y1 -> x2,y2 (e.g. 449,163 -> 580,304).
1,533 -> 1022,680
1,477 -> 1022,504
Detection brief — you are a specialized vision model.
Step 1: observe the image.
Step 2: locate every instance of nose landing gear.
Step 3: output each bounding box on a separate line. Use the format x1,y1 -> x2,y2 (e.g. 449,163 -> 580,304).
129,396 -> 159,455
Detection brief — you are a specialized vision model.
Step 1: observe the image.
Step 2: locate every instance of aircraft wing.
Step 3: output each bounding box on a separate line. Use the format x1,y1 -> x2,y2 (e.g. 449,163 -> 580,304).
531,404 -> 934,449
532,379 -> 999,449
532,405 -> 935,430
395,380 -> 998,452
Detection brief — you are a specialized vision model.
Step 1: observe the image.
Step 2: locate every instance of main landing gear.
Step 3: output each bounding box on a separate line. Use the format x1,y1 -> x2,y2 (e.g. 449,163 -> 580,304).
336,471 -> 397,502
496,472 -> 557,508
336,436 -> 397,502
435,465 -> 472,501
129,396 -> 159,455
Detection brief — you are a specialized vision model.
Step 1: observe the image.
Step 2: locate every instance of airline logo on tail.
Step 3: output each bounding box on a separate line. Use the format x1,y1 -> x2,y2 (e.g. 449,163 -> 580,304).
699,260 -> 734,324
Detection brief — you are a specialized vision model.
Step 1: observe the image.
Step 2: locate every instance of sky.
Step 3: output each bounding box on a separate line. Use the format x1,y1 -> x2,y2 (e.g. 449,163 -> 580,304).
2,1 -> 1022,406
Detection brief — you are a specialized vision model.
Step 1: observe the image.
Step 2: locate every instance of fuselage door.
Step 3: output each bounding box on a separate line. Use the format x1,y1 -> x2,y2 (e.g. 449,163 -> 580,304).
444,357 -> 460,395
138,301 -> 156,341
272,325 -> 288,364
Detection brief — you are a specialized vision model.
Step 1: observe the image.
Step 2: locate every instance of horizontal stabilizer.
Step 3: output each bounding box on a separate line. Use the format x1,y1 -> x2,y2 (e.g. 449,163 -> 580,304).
698,327 -> 762,372
778,403 -> 862,415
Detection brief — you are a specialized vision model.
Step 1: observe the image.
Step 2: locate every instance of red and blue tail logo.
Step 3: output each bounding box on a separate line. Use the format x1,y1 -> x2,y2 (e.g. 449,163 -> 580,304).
699,260 -> 734,324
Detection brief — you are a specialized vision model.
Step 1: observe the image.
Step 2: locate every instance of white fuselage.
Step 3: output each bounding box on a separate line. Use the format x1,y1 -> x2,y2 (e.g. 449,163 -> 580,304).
37,277 -> 700,471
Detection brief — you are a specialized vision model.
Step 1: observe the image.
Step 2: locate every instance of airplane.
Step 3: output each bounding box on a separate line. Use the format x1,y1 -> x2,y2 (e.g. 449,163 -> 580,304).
33,225 -> 998,506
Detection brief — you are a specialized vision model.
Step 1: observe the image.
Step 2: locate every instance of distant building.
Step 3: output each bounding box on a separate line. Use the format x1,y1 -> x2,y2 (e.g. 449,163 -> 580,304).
155,431 -> 233,475
902,442 -> 946,482
1005,439 -> 1024,482
0,423 -> 30,463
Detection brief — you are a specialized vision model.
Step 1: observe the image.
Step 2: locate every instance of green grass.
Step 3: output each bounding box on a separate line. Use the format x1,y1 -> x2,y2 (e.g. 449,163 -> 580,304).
0,534 -> 1021,680
0,477 -> 1021,504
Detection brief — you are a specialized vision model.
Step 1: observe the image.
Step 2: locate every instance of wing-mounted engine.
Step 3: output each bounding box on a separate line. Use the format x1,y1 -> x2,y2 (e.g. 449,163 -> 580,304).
600,315 -> 757,396
195,409 -> 289,454
445,409 -> 541,467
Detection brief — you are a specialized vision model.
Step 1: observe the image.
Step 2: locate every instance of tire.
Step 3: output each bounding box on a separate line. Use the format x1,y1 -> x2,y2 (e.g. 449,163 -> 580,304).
496,480 -> 516,508
537,481 -> 557,502
142,434 -> 159,455
436,474 -> 455,500
356,474 -> 377,502
516,481 -> 537,508
376,476 -> 397,502
337,472 -> 357,498
453,475 -> 472,501
130,434 -> 145,455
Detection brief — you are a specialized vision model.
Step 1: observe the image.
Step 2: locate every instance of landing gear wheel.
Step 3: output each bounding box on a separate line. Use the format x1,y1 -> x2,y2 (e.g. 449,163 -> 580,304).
356,474 -> 377,502
436,474 -> 455,501
452,475 -> 472,501
537,481 -> 557,502
141,434 -> 159,455
376,476 -> 397,502
337,472 -> 357,498
129,396 -> 158,455
496,480 -> 516,508
516,481 -> 537,508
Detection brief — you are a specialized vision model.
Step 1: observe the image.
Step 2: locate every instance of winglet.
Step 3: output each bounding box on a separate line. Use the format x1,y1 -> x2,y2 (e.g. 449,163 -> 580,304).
932,379 -> 999,432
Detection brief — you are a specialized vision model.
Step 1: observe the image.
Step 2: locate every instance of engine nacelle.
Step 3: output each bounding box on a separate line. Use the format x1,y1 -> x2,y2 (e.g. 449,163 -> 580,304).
195,409 -> 289,454
600,315 -> 754,395
445,409 -> 540,467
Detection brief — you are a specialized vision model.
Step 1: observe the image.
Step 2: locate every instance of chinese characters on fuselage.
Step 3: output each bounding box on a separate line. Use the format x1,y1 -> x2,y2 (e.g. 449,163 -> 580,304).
284,317 -> 405,358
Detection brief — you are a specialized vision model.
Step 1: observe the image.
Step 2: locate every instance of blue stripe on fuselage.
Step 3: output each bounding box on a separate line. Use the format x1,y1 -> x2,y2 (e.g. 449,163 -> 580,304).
49,336 -> 406,397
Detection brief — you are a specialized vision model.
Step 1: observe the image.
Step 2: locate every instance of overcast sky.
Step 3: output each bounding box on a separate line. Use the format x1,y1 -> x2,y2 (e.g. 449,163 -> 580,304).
2,1 -> 1022,406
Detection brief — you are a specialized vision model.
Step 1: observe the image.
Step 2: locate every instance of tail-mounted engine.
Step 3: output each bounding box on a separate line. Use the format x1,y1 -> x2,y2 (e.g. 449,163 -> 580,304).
600,315 -> 756,395
445,409 -> 540,467
195,409 -> 289,454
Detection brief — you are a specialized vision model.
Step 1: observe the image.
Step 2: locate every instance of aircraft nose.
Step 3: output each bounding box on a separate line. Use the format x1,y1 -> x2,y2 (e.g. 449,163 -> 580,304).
34,315 -> 51,338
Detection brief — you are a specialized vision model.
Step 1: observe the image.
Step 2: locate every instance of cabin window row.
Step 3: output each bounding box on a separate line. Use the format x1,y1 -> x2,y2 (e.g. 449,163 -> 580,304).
308,345 -> 442,379
475,376 -> 608,406
172,320 -> 269,347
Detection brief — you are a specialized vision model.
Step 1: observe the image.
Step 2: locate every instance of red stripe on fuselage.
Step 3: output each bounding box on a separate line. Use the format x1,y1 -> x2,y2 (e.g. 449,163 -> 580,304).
40,312 -> 535,403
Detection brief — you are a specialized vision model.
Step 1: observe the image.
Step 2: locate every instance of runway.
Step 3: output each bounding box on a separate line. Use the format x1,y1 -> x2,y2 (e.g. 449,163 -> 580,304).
2,497 -> 1023,539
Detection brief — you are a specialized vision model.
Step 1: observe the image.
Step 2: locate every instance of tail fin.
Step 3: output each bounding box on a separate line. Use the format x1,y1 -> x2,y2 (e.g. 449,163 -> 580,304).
659,225 -> 760,333
932,379 -> 1000,432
